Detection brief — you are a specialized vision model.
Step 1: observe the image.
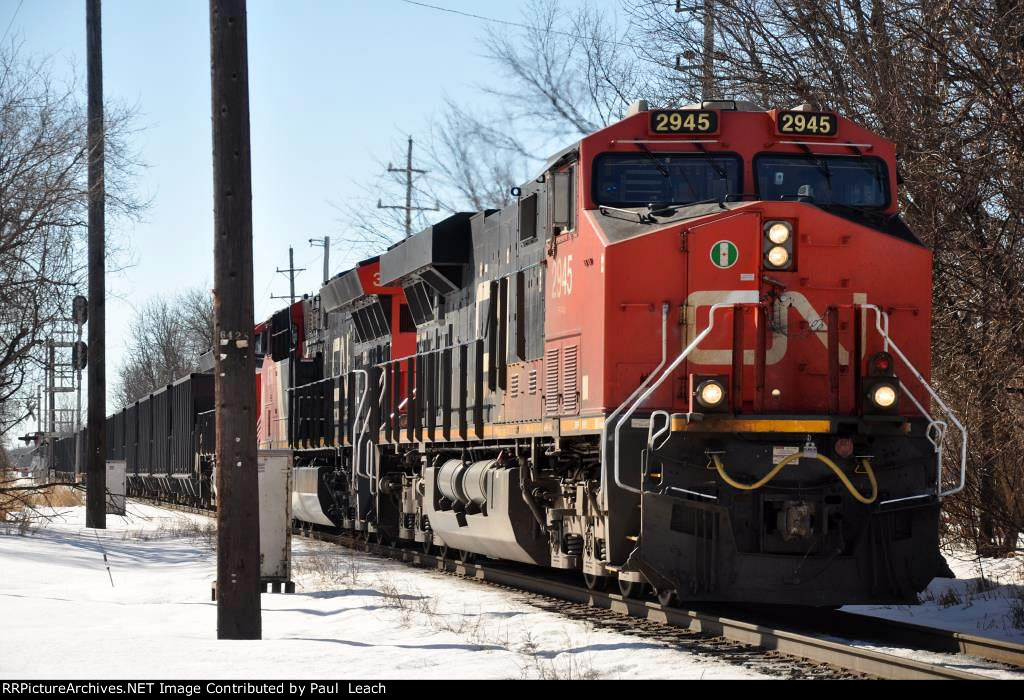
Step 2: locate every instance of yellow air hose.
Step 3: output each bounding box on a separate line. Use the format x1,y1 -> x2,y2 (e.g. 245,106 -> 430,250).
711,451 -> 878,505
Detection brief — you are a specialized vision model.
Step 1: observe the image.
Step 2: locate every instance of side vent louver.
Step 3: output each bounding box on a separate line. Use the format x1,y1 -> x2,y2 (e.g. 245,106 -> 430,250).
562,344 -> 579,415
544,347 -> 560,416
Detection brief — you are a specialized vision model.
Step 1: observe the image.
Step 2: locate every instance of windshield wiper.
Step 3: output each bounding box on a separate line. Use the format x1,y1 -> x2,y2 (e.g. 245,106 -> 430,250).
692,142 -> 729,180
794,143 -> 833,196
636,143 -> 670,177
647,198 -> 731,218
599,205 -> 654,224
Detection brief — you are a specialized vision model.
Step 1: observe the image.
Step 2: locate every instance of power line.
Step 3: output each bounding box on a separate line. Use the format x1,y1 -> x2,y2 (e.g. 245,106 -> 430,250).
1,0 -> 24,46
396,0 -> 637,49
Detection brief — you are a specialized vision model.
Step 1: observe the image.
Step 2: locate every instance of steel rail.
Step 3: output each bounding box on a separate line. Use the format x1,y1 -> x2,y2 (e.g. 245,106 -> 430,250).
133,497 -> 1020,679
314,530 -> 1015,680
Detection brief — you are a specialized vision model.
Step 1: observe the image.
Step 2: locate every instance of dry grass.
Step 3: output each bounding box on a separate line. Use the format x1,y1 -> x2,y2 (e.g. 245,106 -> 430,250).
121,517 -> 217,548
373,572 -> 597,678
25,485 -> 84,508
292,544 -> 363,587
1,481 -> 84,531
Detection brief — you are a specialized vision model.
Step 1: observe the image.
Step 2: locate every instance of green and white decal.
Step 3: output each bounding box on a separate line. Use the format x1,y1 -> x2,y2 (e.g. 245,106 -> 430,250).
710,240 -> 738,269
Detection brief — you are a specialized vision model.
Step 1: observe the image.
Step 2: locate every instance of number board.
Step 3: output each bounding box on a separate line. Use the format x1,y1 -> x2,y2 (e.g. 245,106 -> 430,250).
649,110 -> 718,135
775,110 -> 838,136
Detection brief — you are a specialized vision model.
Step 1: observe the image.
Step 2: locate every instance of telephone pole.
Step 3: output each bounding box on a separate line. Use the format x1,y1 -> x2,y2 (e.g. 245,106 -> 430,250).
272,246 -> 305,303
210,0 -> 261,640
309,236 -> 330,284
377,136 -> 438,238
701,0 -> 715,100
674,0 -> 716,101
85,0 -> 106,529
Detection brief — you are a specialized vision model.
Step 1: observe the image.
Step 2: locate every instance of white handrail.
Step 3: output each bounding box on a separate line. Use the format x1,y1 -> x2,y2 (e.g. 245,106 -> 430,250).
354,370 -> 386,496
610,302 -> 733,497
862,304 -> 967,498
599,303 -> 668,503
351,369 -> 369,481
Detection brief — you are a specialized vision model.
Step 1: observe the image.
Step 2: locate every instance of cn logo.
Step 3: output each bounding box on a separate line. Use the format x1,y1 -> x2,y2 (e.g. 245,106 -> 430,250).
710,240 -> 738,269
684,290 -> 862,366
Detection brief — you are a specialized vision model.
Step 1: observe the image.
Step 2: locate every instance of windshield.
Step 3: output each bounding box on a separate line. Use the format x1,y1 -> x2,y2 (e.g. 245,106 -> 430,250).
593,153 -> 742,207
755,155 -> 889,208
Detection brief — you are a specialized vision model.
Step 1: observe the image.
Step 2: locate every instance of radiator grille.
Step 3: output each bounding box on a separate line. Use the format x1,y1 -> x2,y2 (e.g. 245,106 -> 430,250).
562,344 -> 579,415
544,347 -> 560,416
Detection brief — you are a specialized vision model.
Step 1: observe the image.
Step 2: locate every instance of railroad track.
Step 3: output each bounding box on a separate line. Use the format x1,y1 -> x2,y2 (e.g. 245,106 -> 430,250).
135,498 -> 1024,679
301,529 -> 1024,680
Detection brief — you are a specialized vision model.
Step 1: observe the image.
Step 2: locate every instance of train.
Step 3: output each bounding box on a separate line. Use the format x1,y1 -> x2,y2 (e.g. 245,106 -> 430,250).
54,99 -> 967,607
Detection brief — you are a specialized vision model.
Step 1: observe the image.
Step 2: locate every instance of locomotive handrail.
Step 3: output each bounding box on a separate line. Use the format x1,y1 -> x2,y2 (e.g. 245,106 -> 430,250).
599,303 -> 669,504
351,369 -> 370,483
606,302 -> 735,501
862,304 -> 967,499
353,370 -> 385,495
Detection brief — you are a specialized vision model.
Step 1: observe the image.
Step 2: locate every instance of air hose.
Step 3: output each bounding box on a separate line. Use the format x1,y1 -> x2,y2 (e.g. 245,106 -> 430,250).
711,452 -> 878,505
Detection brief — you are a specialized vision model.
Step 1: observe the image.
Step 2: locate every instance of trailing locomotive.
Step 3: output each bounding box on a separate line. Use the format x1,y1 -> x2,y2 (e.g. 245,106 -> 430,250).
55,100 -> 967,608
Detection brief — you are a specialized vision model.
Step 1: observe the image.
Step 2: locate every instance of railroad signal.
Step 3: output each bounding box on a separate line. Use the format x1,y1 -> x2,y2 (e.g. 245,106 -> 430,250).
72,295 -> 88,326
72,341 -> 88,370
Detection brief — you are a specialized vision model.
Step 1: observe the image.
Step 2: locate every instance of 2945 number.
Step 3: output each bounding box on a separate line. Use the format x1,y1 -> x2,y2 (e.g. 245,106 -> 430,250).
650,110 -> 718,134
776,111 -> 837,136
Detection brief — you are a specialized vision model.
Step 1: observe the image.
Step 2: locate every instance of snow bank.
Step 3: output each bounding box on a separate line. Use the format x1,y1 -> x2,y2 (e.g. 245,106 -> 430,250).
0,504 -> 767,679
843,547 -> 1024,646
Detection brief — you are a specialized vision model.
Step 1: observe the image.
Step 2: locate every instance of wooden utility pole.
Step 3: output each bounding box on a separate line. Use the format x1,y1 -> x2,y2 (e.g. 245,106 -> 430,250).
273,246 -> 304,304
210,0 -> 261,640
674,0 -> 717,101
377,137 -> 437,238
85,0 -> 106,529
309,236 -> 330,284
702,0 -> 715,100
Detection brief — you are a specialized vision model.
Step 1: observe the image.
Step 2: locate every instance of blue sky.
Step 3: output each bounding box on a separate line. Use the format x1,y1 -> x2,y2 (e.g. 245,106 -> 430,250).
4,0 -> 604,413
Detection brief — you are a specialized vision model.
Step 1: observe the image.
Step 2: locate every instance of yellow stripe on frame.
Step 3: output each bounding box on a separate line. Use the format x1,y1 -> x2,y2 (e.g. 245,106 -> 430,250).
670,418 -> 834,434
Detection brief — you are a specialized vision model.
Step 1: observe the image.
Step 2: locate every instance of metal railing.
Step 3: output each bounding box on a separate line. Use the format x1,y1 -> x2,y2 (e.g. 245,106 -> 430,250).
862,304 -> 967,501
603,302 -> 735,501
601,301 -> 967,505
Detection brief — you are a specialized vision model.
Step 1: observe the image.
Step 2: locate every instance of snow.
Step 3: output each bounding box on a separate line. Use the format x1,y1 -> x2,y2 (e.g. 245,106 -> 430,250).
0,504 -> 769,680
843,548 -> 1024,646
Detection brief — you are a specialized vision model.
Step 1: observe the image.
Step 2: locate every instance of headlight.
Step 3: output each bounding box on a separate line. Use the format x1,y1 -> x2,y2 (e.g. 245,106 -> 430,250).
767,222 -> 791,244
696,380 -> 725,408
871,384 -> 897,408
766,246 -> 790,267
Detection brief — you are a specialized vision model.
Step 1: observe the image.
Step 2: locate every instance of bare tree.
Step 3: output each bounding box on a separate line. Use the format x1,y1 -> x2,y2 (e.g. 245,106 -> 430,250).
115,287 -> 213,407
0,44 -> 143,440
624,0 -> 1024,554
477,0 -> 653,143
334,0 -> 647,258
423,100 -> 523,213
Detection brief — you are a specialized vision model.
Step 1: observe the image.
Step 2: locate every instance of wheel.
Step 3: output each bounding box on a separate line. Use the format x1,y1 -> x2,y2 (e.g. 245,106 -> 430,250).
618,577 -> 647,599
583,573 -> 608,591
656,588 -> 677,607
457,549 -> 475,564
